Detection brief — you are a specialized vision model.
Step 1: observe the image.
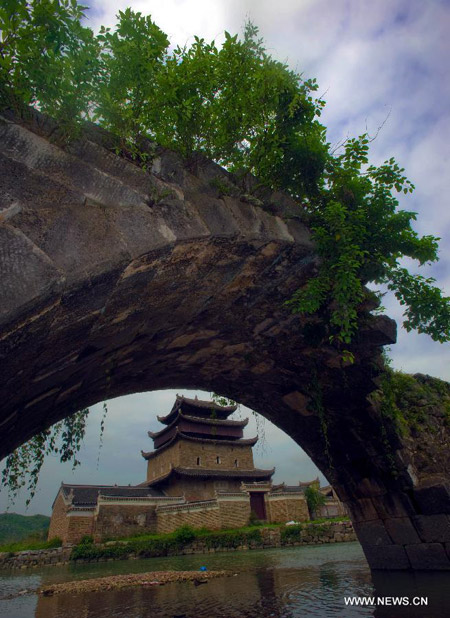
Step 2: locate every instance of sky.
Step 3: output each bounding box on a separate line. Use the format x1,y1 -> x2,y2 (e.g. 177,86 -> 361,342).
1,0 -> 449,516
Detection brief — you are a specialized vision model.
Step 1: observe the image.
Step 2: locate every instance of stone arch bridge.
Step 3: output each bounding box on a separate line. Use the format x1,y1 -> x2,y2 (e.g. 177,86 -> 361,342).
1,109 -> 449,571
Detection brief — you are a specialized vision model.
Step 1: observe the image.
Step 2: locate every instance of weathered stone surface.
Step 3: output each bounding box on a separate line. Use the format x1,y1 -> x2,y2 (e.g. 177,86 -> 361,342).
413,482 -> 450,515
412,515 -> 450,543
371,492 -> 417,520
384,517 -> 421,545
1,108 -> 450,571
363,544 -> 411,570
347,498 -> 379,523
405,543 -> 450,570
353,520 -> 393,546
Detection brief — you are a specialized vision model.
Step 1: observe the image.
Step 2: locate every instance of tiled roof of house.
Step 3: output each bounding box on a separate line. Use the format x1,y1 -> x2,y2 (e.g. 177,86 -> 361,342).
271,484 -> 306,494
148,412 -> 248,439
58,483 -> 164,507
141,430 -> 258,459
145,466 -> 275,486
157,395 -> 237,424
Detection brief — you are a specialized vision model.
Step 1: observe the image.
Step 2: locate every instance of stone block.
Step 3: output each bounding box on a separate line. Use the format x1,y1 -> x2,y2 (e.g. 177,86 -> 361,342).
353,520 -> 392,546
354,477 -> 388,498
363,544 -> 411,570
413,483 -> 450,515
371,492 -> 416,519
412,515 -> 450,543
384,517 -> 421,545
405,543 -> 450,570
348,498 -> 379,522
445,543 -> 450,560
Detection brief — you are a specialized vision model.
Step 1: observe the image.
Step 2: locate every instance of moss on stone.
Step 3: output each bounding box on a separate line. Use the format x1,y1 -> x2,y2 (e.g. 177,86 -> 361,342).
376,370 -> 450,435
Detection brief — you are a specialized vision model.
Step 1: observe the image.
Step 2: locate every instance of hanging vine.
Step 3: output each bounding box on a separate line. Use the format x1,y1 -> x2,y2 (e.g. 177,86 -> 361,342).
1,409 -> 89,506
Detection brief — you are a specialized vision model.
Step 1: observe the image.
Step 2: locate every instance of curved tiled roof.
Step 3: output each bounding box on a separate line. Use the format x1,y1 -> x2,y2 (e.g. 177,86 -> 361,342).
146,466 -> 275,486
157,395 -> 237,425
58,483 -> 164,507
141,430 -> 258,459
148,412 -> 248,439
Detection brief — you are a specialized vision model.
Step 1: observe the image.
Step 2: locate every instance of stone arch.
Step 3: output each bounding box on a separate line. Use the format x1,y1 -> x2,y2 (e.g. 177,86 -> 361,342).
1,109 -> 449,571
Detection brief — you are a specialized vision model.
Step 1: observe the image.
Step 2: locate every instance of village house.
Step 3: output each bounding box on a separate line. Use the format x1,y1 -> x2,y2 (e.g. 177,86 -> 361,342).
48,396 -> 345,544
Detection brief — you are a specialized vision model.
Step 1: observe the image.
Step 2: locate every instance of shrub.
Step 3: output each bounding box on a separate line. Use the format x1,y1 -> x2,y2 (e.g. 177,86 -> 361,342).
173,525 -> 196,546
280,524 -> 304,543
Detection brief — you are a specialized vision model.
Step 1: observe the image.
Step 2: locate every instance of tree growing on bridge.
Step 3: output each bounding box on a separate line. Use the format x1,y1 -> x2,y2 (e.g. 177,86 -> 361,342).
0,0 -> 449,502
1,1 -> 448,348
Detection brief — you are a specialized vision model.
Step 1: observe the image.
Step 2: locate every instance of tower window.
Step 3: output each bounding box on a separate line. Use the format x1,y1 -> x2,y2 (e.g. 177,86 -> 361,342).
234,459 -> 239,468
216,456 -> 221,464
196,457 -> 201,466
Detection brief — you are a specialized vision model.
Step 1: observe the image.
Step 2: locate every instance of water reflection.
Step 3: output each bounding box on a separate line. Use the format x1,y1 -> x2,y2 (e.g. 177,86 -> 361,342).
1,543 -> 450,618
372,571 -> 450,618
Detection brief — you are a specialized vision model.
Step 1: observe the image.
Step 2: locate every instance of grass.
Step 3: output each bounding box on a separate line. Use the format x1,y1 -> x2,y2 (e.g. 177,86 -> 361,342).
0,517 -> 349,557
0,536 -> 62,553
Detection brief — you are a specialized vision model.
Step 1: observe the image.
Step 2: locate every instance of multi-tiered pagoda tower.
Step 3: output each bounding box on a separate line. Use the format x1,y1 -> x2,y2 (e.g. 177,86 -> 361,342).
141,395 -> 274,502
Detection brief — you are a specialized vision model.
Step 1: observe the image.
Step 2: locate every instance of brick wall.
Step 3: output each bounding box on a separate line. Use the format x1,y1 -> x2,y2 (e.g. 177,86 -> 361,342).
65,512 -> 95,544
155,494 -> 251,533
156,501 -> 221,534
266,495 -> 288,523
161,477 -> 243,502
147,442 -> 181,481
266,495 -> 309,523
147,439 -> 255,484
178,440 -> 254,469
317,499 -> 347,518
48,493 -> 69,541
217,495 -> 251,528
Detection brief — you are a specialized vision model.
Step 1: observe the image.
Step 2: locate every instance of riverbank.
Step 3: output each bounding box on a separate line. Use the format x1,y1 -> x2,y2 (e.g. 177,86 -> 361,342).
0,518 -> 355,570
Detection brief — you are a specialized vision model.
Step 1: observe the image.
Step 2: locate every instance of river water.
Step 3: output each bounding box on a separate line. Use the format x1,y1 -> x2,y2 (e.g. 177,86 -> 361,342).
1,542 -> 450,617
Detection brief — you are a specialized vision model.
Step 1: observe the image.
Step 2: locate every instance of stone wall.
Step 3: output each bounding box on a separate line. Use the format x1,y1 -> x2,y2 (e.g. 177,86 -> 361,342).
280,520 -> 356,546
0,547 -> 72,570
94,497 -> 184,541
95,503 -> 158,541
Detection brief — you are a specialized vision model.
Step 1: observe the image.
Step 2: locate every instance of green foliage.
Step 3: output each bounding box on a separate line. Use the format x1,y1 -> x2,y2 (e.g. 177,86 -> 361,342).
280,523 -> 304,543
0,512 -> 50,544
199,527 -> 263,548
173,524 -> 196,545
374,369 -> 450,434
1,409 -> 89,506
0,0 -> 99,136
94,8 -> 168,158
2,2 -> 447,346
304,485 -> 326,518
0,535 -> 61,553
70,524 -> 265,561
